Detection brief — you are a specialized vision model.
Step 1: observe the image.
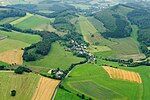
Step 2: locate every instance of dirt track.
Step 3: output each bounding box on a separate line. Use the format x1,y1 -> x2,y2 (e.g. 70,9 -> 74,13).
32,76 -> 60,100
0,49 -> 23,65
103,66 -> 142,84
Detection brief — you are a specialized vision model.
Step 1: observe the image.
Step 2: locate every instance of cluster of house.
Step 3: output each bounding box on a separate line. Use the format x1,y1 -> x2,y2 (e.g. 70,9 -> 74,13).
67,40 -> 96,62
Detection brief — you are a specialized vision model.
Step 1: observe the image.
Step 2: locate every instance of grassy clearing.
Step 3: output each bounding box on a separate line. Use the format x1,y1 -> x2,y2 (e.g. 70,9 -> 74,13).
88,17 -> 106,33
0,72 -> 40,100
110,37 -> 141,55
56,63 -> 142,100
14,15 -> 50,30
70,4 -> 91,10
87,45 -> 111,53
10,13 -> 33,25
0,38 -> 29,54
24,42 -> 85,70
0,17 -> 19,24
78,16 -> 113,52
0,30 -> 41,44
0,61 -> 9,66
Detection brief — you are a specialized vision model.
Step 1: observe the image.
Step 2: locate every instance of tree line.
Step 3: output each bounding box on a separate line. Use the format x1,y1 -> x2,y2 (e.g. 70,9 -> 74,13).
1,24 -> 60,61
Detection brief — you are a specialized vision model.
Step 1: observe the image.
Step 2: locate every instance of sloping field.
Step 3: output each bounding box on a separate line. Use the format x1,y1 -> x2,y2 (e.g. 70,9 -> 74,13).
103,66 -> 142,84
25,42 -> 85,70
78,16 -> 112,52
0,30 -> 41,44
110,38 -> 141,55
14,15 -> 50,29
0,17 -> 19,24
0,49 -> 23,65
71,81 -> 123,100
78,16 -> 102,44
56,63 -> 142,100
0,38 -> 29,54
0,72 -> 40,100
32,76 -> 60,100
10,13 -> 33,25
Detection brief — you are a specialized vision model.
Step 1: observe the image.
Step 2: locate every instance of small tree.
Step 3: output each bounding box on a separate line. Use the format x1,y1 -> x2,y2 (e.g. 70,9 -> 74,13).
11,90 -> 16,96
81,94 -> 85,99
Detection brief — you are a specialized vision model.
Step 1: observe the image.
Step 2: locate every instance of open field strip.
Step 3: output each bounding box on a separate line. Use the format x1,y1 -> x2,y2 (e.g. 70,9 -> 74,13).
32,76 -> 60,100
78,16 -> 111,52
148,47 -> 150,50
0,17 -> 20,24
0,38 -> 29,54
0,49 -> 23,65
0,30 -> 41,44
25,42 -> 85,70
103,66 -> 142,84
0,72 -> 40,100
10,13 -> 33,25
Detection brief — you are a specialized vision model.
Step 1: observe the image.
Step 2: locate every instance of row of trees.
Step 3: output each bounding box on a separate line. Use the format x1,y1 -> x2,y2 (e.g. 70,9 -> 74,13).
0,8 -> 26,20
1,24 -> 60,61
127,7 -> 150,57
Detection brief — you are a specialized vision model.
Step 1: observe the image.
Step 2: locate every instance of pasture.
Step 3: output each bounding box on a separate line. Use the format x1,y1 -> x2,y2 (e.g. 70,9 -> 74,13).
55,63 -> 142,100
24,42 -> 85,70
13,15 -> 50,30
0,72 -> 40,100
10,13 -> 33,25
109,38 -> 141,57
78,16 -> 113,52
0,38 -> 29,54
32,76 -> 60,100
0,30 -> 41,44
0,49 -> 23,65
0,17 -> 19,24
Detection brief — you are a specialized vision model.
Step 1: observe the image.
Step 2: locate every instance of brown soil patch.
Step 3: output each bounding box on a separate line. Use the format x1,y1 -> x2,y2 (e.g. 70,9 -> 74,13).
103,66 -> 142,84
0,49 -> 23,65
32,76 -> 60,100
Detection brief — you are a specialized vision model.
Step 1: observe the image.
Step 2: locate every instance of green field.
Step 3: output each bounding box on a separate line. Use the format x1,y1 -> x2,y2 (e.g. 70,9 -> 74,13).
110,37 -> 141,55
0,72 -> 40,100
79,16 -> 112,52
0,30 -> 41,44
0,17 -> 19,24
13,15 -> 50,30
24,42 -> 85,70
0,61 -> 9,66
88,17 -> 106,33
0,38 -> 29,54
10,13 -> 33,25
70,4 -> 91,10
55,62 -> 142,100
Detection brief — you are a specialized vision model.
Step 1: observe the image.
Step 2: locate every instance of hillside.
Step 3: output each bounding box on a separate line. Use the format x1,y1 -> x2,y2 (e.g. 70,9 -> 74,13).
0,1 -> 150,100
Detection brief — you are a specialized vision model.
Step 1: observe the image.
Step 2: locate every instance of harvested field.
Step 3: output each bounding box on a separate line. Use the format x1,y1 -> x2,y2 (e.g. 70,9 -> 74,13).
32,76 -> 60,100
0,49 -> 23,65
103,66 -> 142,84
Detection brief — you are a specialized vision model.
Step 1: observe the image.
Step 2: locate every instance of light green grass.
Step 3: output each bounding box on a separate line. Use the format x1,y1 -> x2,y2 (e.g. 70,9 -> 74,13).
14,15 -> 50,29
0,17 -> 19,24
10,13 -> 33,25
110,37 -> 141,55
56,63 -> 142,100
0,30 -> 41,44
0,38 -> 29,54
70,4 -> 91,10
0,61 -> 9,66
24,42 -> 85,70
0,72 -> 40,100
88,17 -> 106,33
78,16 -> 113,47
